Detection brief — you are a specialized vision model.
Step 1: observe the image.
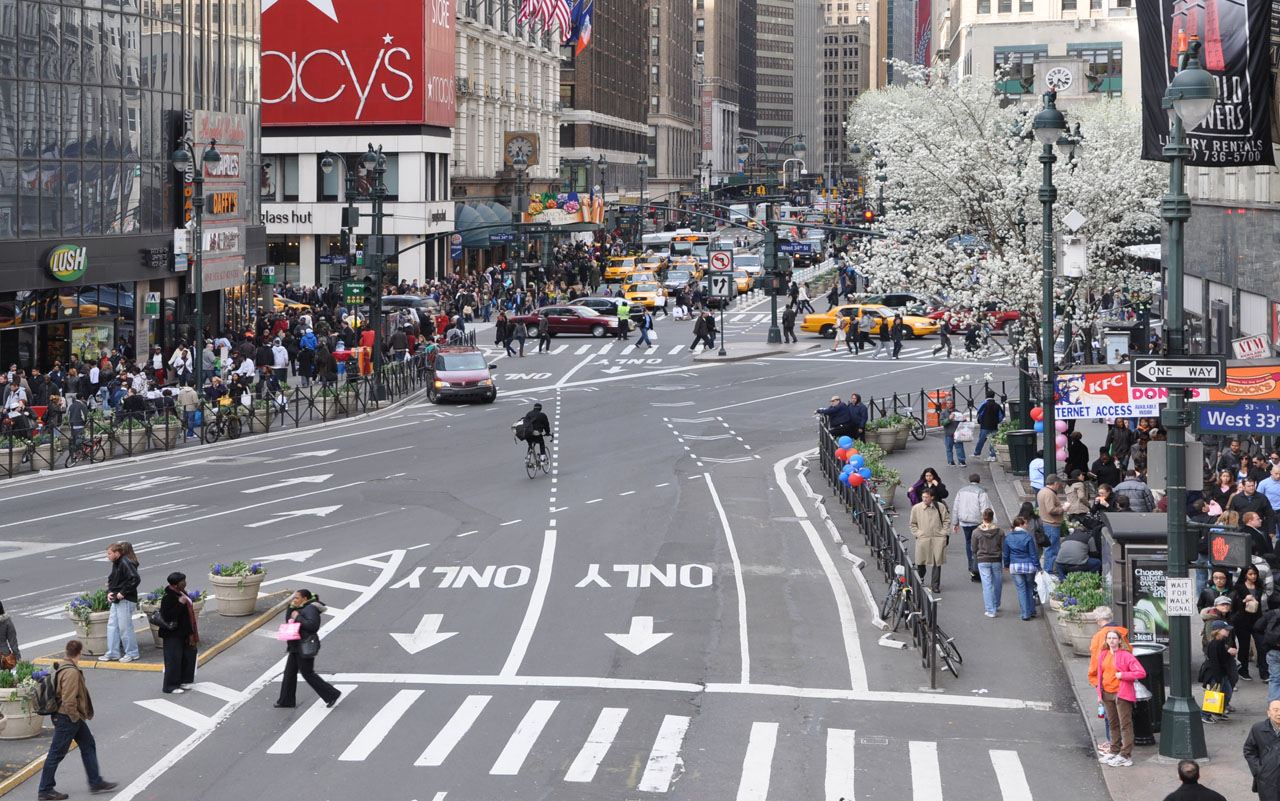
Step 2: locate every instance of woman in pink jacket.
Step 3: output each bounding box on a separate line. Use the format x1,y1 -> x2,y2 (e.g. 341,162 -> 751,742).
1095,629 -> 1147,767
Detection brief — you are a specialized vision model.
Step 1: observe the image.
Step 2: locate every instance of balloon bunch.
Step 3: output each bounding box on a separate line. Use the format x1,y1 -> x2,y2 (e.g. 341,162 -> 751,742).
1028,407 -> 1070,463
835,436 -> 873,487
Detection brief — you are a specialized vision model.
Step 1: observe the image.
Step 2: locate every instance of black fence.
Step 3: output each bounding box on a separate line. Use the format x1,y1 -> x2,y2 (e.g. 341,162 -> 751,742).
861,378 -> 1038,430
0,353 -> 435,479
817,423 -> 955,687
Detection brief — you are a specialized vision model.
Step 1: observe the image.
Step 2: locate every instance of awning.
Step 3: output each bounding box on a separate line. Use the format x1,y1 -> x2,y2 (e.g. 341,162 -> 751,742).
454,202 -> 515,249
1125,243 -> 1161,261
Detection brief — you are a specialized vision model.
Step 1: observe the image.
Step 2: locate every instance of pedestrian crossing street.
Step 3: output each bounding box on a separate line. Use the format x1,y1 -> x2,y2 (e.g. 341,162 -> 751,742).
776,342 -> 1013,365
225,684 -> 1045,799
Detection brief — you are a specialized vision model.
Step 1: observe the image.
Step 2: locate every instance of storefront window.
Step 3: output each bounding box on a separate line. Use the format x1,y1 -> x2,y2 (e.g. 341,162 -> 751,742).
267,234 -> 300,285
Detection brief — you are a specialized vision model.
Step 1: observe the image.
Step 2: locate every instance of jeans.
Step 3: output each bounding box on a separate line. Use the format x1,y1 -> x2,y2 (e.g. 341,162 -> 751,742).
961,524 -> 978,573
978,562 -> 1002,615
638,327 -> 652,346
973,427 -> 998,458
1268,650 -> 1280,703
105,599 -> 139,660
40,713 -> 104,794
1042,523 -> 1062,573
870,340 -> 891,359
944,434 -> 967,465
1012,572 -> 1037,619
1055,557 -> 1102,582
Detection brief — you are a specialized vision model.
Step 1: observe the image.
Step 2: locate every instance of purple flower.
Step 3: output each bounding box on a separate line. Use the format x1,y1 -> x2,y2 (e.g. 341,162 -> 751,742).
187,591 -> 202,601
250,562 -> 263,574
212,564 -> 224,575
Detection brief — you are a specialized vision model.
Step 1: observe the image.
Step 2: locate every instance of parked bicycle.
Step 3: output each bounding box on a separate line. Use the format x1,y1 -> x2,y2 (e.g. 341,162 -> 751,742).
65,434 -> 107,467
203,402 -> 243,443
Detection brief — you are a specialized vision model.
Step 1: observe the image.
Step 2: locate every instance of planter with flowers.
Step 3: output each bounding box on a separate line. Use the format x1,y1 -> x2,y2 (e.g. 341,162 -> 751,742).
993,419 -> 1019,469
141,587 -> 208,647
1056,572 -> 1108,656
66,589 -> 111,656
0,662 -> 46,739
209,562 -> 267,617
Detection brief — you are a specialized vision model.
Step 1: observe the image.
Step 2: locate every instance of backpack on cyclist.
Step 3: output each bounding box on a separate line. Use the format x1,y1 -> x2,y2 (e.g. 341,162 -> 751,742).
32,663 -> 69,716
512,421 -> 527,441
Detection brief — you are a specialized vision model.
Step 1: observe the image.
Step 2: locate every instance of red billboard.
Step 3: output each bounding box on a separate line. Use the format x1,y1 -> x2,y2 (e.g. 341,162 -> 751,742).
262,0 -> 455,127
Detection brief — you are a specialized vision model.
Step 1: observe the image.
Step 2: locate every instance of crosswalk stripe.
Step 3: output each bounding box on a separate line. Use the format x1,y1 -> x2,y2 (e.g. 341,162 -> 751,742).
415,694 -> 492,767
552,344 -> 568,354
134,698 -> 213,730
753,313 -> 768,322
597,342 -> 614,355
490,699 -> 559,775
668,345 -> 684,355
990,750 -> 1033,801
190,682 -> 240,703
825,728 -> 856,801
339,689 -> 423,762
564,707 -> 628,783
638,714 -> 691,793
266,684 -> 357,754
909,740 -> 943,801
574,344 -> 592,355
735,721 -> 779,801
296,575 -> 369,593
621,344 -> 636,355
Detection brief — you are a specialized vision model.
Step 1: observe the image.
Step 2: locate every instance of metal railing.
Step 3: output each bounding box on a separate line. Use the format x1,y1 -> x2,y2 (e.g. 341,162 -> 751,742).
0,352 -> 436,479
817,422 -> 954,687
861,378 -> 1038,430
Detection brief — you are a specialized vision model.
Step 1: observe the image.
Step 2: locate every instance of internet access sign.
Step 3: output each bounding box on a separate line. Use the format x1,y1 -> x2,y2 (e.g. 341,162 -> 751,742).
1130,355 -> 1226,389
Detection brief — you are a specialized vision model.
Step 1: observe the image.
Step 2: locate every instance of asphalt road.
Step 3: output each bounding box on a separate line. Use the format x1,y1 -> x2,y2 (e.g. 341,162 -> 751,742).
1,296 -> 1107,801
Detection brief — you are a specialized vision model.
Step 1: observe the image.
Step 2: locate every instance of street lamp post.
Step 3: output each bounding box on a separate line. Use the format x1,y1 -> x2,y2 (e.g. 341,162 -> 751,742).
737,134 -> 805,345
636,155 -> 648,242
1159,36 -> 1217,761
171,137 -> 222,390
1032,90 -> 1066,480
362,145 -> 389,400
321,149 -> 359,284
512,154 -> 528,289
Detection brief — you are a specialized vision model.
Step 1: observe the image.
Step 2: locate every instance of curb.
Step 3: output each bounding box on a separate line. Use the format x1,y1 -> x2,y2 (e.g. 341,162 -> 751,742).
0,745 -> 76,799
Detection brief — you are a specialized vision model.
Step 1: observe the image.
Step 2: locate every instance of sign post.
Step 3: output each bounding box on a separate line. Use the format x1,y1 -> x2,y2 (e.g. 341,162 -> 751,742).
1130,355 -> 1226,389
709,247 -> 734,356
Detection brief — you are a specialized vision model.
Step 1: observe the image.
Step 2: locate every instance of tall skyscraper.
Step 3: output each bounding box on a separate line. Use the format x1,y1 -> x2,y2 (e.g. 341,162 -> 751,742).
822,20 -> 870,184
648,0 -> 696,201
694,0 -> 757,186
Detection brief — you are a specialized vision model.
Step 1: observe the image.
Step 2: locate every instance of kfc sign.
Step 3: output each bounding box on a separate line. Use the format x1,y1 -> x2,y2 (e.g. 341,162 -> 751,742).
262,0 -> 455,127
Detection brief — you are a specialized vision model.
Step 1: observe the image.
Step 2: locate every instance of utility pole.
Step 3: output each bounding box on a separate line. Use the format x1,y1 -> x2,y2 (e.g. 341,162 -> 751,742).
765,226 -> 782,344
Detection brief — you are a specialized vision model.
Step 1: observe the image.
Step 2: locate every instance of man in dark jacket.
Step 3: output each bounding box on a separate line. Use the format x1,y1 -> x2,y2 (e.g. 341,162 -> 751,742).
847,393 -> 869,442
1231,479 -> 1273,533
816,395 -> 855,440
781,305 -> 797,343
1106,419 -> 1136,471
1092,449 -> 1123,488
889,316 -> 906,359
1158,759 -> 1227,801
973,390 -> 1004,462
1243,700 -> 1280,801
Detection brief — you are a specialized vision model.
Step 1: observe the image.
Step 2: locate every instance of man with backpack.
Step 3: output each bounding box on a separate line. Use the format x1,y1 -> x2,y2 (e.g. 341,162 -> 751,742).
37,640 -> 117,799
973,390 -> 1005,462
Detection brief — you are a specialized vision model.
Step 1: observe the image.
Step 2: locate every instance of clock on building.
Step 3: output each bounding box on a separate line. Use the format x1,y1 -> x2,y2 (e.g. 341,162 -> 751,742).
1045,67 -> 1074,92
503,132 -> 539,166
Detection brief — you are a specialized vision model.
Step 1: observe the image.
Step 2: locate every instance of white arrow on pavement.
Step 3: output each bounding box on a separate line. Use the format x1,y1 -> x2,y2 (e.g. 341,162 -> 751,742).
600,366 -> 626,375
248,548 -> 323,563
243,506 -> 344,528
241,475 -> 332,494
390,613 -> 458,654
265,450 -> 339,463
604,616 -> 672,656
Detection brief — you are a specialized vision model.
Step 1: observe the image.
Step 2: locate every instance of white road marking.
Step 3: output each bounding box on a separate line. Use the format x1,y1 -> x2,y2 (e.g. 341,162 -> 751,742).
295,575 -> 368,593
574,344 -> 592,355
618,490 -> 636,496
909,741 -> 943,801
415,695 -> 492,766
458,530 -> 477,537
339,689 -> 424,761
134,698 -> 213,730
702,455 -> 757,464
638,714 -> 691,793
597,342 -> 614,355
555,352 -> 600,387
825,728 -> 856,801
668,345 -> 684,355
585,498 -> 603,504
552,345 -> 569,354
990,750 -> 1034,801
104,506 -> 195,523
266,686 -> 357,754
621,344 -> 636,355
704,473 -> 751,684
655,482 -> 670,487
735,721 -> 779,801
696,363 -> 939,413
499,519 -> 522,526
565,706 -> 628,782
499,529 -> 557,676
490,699 -> 559,775
190,682 -> 240,703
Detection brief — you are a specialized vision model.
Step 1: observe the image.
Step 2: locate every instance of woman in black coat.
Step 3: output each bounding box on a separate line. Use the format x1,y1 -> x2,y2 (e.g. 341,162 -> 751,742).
275,589 -> 341,708
158,571 -> 198,694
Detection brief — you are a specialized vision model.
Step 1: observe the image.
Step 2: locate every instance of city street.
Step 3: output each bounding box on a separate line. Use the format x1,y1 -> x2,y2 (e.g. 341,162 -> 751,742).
2,298 -> 1107,801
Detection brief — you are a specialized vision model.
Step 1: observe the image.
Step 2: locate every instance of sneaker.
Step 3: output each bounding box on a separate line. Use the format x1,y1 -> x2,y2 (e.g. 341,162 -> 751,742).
1201,715 -> 1219,724
1240,673 -> 1254,681
1109,756 -> 1133,768
38,793 -> 70,800
958,462 -> 967,467
119,655 -> 136,663
1098,753 -> 1118,764
99,655 -> 118,662
90,782 -> 118,794
1097,742 -> 1112,754
984,612 -> 996,618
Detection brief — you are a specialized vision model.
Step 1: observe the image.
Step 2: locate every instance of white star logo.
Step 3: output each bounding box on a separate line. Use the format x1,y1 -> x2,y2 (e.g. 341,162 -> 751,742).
382,33 -> 393,44
262,0 -> 338,23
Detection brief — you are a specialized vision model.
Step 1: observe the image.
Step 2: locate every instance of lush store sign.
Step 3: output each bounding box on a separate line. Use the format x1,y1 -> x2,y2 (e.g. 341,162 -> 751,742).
48,244 -> 88,282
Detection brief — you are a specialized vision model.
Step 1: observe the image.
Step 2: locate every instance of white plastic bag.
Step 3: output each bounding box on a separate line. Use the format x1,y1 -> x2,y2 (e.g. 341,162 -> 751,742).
1035,571 -> 1054,605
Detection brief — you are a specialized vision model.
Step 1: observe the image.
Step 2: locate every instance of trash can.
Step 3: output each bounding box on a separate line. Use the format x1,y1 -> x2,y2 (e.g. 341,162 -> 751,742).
1132,643 -> 1167,744
1007,430 -> 1037,476
1006,399 -> 1023,427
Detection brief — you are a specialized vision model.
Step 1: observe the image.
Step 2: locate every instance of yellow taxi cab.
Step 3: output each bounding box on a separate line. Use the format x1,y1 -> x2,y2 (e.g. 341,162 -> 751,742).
668,257 -> 702,281
800,303 -> 939,338
605,256 -> 638,281
275,297 -> 313,313
732,270 -> 753,293
622,270 -> 659,292
638,254 -> 667,272
624,282 -> 668,309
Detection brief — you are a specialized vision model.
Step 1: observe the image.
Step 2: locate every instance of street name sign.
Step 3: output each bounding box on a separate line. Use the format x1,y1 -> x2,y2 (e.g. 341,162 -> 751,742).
709,274 -> 733,298
1130,355 -> 1226,388
1194,400 -> 1280,435
778,242 -> 813,254
709,251 -> 733,272
489,232 -> 516,243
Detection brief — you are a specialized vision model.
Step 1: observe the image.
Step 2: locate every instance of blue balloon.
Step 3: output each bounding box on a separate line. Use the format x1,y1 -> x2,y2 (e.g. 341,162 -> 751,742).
840,465 -> 853,475
859,467 -> 872,479
1034,420 -> 1044,433
837,436 -> 854,450
848,454 -> 865,469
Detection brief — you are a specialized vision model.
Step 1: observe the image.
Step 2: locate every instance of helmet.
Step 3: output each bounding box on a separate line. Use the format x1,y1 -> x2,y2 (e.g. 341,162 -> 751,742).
532,403 -> 543,412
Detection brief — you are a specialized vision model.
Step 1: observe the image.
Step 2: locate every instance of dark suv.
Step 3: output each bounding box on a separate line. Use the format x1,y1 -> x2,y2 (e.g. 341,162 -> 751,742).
427,347 -> 497,404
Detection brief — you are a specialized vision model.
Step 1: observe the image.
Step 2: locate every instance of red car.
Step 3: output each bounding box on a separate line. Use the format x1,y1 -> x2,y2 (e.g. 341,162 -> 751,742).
510,306 -> 620,337
927,301 -> 1020,330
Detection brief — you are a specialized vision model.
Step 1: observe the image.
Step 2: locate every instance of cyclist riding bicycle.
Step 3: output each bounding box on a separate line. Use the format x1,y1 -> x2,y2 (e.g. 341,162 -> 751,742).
521,403 -> 552,457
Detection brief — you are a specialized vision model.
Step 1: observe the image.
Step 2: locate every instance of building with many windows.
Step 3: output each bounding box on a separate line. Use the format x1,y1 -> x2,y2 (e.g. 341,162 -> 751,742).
693,0 -> 757,186
821,21 -> 869,185
647,0 -> 696,202
0,0 -> 266,372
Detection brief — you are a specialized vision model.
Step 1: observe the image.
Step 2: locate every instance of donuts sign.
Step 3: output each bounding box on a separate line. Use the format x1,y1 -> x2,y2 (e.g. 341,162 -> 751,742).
262,0 -> 455,127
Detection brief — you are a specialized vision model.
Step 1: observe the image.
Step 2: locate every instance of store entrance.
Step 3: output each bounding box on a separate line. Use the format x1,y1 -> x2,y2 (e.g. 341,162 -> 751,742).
0,327 -> 36,373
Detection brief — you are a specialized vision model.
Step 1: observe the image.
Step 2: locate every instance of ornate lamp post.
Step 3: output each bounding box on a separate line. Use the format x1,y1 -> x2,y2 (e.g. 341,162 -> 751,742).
636,154 -> 648,239
171,137 -> 222,390
512,153 -> 528,289
1031,90 -> 1066,480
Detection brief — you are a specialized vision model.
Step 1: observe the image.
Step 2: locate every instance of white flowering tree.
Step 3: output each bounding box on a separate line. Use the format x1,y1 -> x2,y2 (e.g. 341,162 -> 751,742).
844,62 -> 1164,362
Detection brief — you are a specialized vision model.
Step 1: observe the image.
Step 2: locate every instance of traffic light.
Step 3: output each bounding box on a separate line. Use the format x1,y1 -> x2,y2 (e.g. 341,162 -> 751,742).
362,275 -> 377,304
340,229 -> 351,255
862,209 -> 875,223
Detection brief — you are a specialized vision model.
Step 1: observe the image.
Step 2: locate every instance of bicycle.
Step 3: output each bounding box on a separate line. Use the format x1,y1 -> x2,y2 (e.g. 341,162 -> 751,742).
524,435 -> 552,479
893,401 -> 927,441
203,402 -> 243,443
879,565 -> 913,631
923,623 -> 963,678
64,433 -> 107,467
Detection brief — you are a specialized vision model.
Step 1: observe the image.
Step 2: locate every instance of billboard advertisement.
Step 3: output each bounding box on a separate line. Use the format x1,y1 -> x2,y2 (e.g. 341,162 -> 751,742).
1190,362 -> 1280,401
262,0 -> 456,127
1054,371 -> 1169,419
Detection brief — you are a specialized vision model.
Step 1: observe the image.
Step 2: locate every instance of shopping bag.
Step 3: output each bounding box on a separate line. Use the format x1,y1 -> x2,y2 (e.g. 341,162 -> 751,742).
650,329 -> 658,342
276,622 -> 301,641
1202,684 -> 1225,714
954,421 -> 976,443
1035,571 -> 1055,605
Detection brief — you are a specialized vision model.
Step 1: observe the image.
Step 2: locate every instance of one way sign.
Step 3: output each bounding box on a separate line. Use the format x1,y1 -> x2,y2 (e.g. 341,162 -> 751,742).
1130,355 -> 1226,389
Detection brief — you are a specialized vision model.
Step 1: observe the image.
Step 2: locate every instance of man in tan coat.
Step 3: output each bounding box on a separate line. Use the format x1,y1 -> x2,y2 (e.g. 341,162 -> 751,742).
1037,474 -> 1066,575
910,487 -> 951,595
38,640 -> 116,800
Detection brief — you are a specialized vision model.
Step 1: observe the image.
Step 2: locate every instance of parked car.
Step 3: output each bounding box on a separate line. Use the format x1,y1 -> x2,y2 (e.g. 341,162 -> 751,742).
510,305 -> 620,337
925,300 -> 1020,330
564,297 -> 646,324
426,346 -> 497,404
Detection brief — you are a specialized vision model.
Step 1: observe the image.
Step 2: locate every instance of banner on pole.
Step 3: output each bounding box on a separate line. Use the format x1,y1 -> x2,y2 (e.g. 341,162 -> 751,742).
1137,0 -> 1276,166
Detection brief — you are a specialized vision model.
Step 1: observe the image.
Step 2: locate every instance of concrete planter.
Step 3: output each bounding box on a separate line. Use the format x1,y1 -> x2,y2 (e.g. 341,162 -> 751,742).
874,428 -> 898,453
893,425 -> 910,450
995,443 -> 1012,468
1060,615 -> 1096,656
70,610 -> 111,656
247,409 -> 273,434
111,427 -> 149,457
150,422 -> 182,450
210,573 -> 265,616
0,689 -> 43,739
874,479 -> 899,506
142,599 -> 205,646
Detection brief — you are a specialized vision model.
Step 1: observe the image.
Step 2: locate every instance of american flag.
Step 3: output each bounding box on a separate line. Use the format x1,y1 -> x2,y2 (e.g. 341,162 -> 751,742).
517,0 -> 535,24
548,0 -> 572,40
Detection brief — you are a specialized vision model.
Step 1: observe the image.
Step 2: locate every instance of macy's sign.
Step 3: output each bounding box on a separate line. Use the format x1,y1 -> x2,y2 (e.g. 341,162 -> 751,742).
263,45 -> 414,121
